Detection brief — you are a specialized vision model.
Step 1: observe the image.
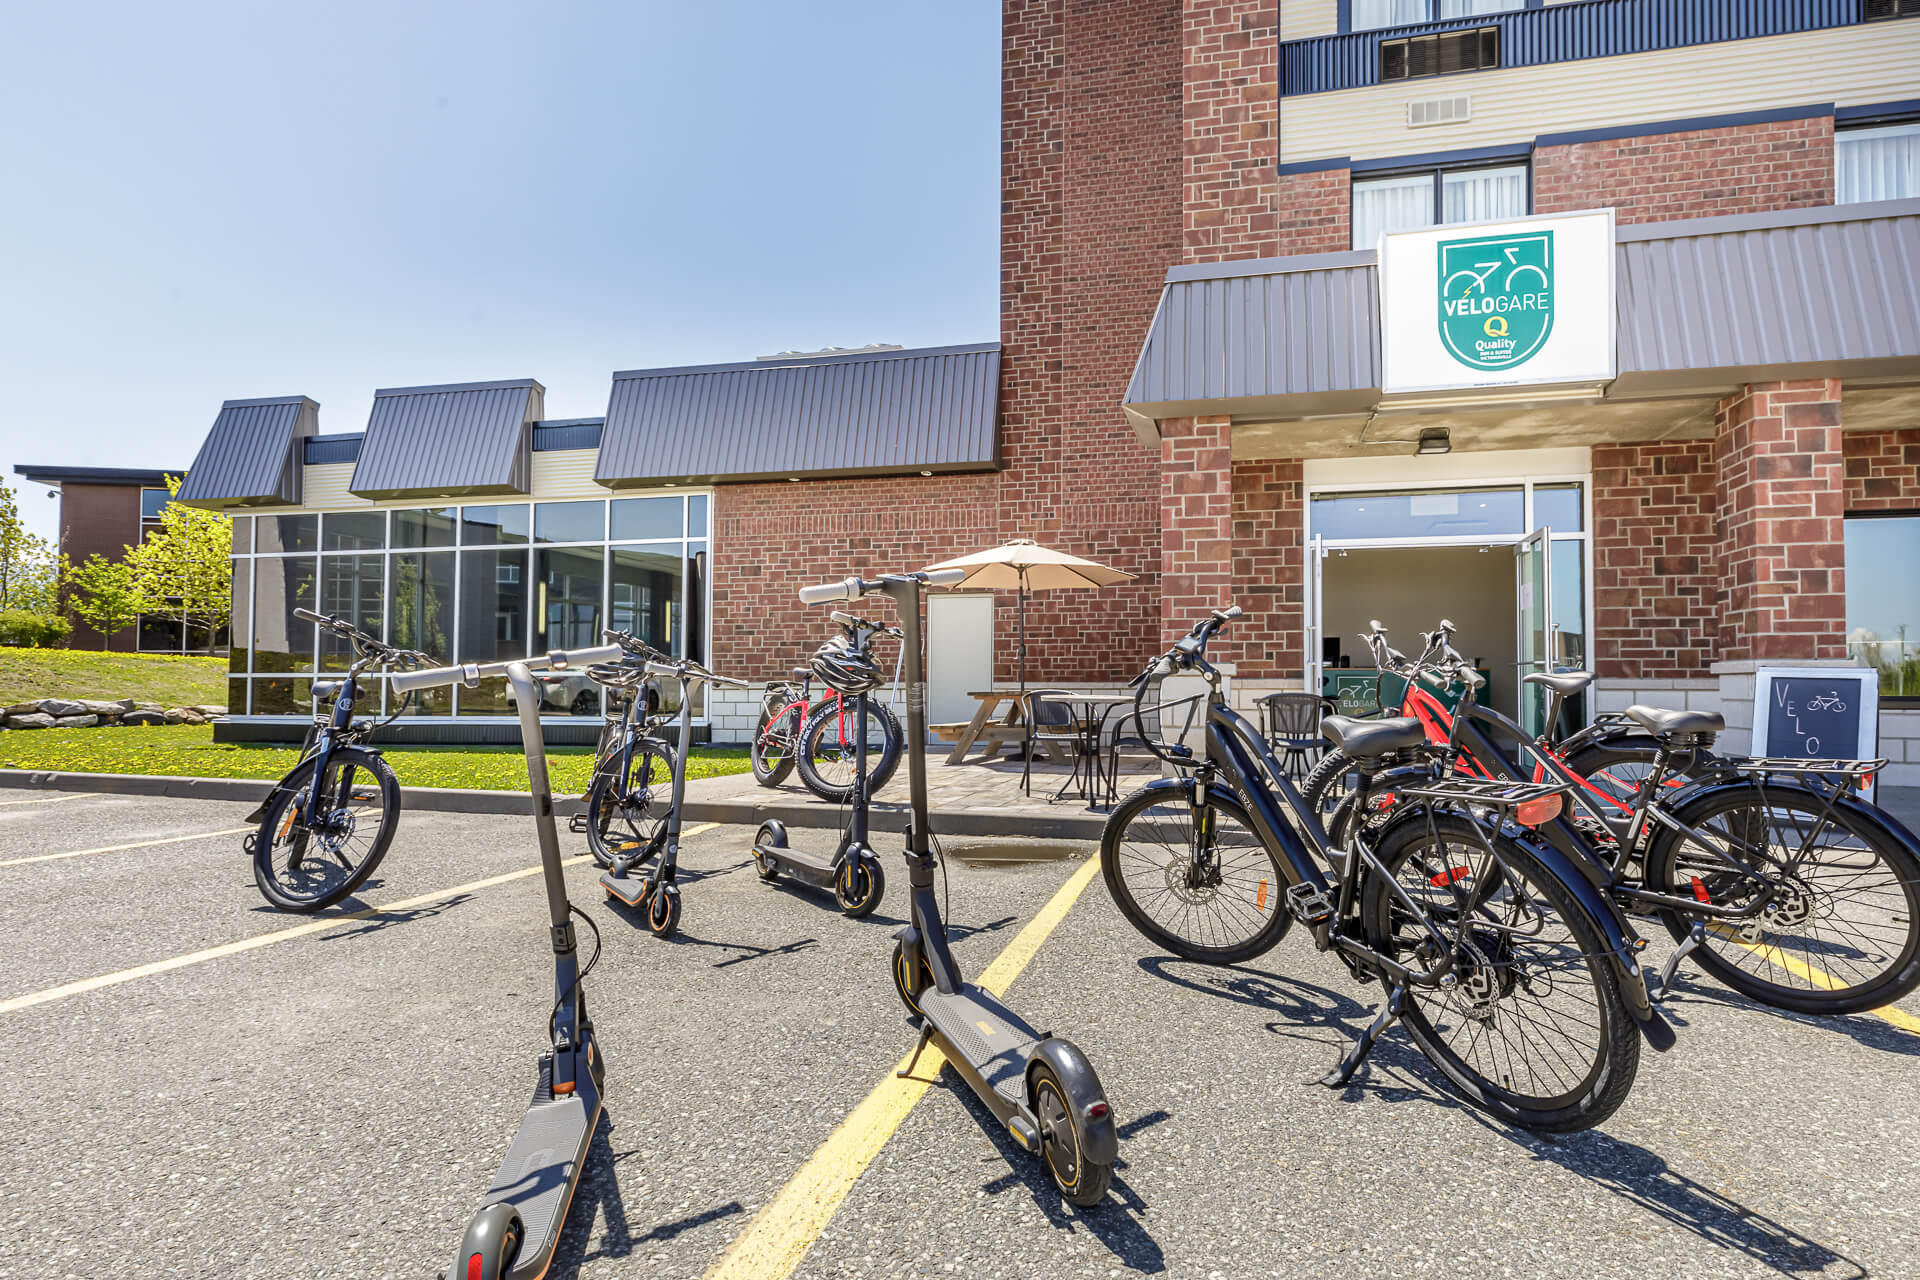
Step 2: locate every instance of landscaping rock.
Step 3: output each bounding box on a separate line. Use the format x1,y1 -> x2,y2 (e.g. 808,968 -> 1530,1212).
77,699 -> 127,719
6,702 -> 41,717
6,713 -> 53,730
134,701 -> 163,712
120,710 -> 167,726
191,704 -> 229,719
163,708 -> 190,724
38,699 -> 88,717
52,714 -> 99,729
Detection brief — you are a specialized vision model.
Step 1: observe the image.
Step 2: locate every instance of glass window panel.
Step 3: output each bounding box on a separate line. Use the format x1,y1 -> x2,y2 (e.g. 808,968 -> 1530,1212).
391,507 -> 457,549
533,546 -> 605,717
230,515 -> 252,555
1845,515 -> 1920,698
390,551 -> 456,662
1837,122 -> 1920,205
461,504 -> 530,546
1351,0 -> 1427,29
687,493 -> 709,537
1311,488 -> 1524,540
688,540 -> 708,664
1352,173 -> 1434,250
610,496 -> 683,542
1548,544 -> 1585,670
256,513 -> 318,555
1440,164 -> 1526,226
383,675 -> 453,717
318,554 -> 385,671
1438,0 -> 1522,16
252,555 -> 316,672
227,676 -> 248,717
458,549 -> 528,714
534,501 -> 605,544
229,559 -> 251,673
138,614 -> 184,653
252,677 -> 314,716
1533,483 -> 1584,534
610,545 -> 684,656
140,488 -> 171,520
321,511 -> 386,551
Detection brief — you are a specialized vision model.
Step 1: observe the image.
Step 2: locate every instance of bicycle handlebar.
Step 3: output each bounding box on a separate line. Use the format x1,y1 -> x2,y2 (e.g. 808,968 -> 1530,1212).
295,608 -> 433,669
390,643 -> 627,694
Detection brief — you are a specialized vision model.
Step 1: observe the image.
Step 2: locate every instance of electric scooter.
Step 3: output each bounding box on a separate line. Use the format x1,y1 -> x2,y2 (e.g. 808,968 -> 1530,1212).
750,611 -> 895,917
598,654 -> 752,936
797,569 -> 1120,1206
389,641 -> 626,1280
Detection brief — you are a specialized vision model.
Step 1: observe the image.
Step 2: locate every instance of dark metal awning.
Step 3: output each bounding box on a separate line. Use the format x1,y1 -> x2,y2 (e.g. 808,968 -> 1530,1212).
1123,198 -> 1920,441
594,343 -> 1000,488
348,379 -> 543,499
175,396 -> 319,509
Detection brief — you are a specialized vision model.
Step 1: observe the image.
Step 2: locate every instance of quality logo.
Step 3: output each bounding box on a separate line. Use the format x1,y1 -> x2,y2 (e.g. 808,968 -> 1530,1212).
1437,230 -> 1553,371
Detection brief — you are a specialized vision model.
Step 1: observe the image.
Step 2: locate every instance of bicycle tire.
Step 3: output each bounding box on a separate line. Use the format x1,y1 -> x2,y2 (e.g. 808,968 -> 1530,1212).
1644,782 -> 1920,1014
751,702 -> 799,788
1362,811 -> 1639,1132
584,736 -> 678,869
794,699 -> 902,802
252,747 -> 401,912
1098,783 -> 1292,964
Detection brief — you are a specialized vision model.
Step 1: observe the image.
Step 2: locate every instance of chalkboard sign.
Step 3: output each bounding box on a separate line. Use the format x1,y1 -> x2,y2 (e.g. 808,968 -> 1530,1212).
1751,667 -> 1879,763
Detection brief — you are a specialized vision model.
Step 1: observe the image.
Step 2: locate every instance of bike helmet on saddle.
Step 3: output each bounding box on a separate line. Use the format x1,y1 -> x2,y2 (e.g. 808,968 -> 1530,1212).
809,639 -> 883,696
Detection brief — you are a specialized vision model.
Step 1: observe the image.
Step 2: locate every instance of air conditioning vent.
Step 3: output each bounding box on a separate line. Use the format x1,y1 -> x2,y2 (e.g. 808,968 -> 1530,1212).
1407,95 -> 1472,127
1864,0 -> 1920,18
1381,27 -> 1499,81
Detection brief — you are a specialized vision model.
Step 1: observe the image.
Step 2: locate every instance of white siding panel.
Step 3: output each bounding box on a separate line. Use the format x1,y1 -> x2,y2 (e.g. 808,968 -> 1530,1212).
298,464 -> 376,509
1281,26 -> 1920,164
530,450 -> 605,499
1282,0 -> 1340,42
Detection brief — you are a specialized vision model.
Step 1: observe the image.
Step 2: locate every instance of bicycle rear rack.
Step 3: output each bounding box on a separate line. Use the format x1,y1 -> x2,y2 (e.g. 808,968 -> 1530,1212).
1725,756 -> 1885,781
1390,776 -> 1572,810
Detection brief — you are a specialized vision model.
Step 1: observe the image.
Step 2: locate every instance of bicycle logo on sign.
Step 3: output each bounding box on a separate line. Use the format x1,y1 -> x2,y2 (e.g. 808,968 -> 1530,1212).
1806,693 -> 1847,713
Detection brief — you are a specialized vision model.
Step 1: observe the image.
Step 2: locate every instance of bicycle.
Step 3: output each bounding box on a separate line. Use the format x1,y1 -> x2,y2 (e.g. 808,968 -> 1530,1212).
243,608 -> 433,912
570,628 -> 678,869
753,621 -> 905,802
1100,606 -> 1666,1132
1307,622 -> 1920,1016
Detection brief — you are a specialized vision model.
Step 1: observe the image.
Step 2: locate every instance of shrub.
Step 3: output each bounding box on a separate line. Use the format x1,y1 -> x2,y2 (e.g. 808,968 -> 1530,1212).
0,610 -> 72,648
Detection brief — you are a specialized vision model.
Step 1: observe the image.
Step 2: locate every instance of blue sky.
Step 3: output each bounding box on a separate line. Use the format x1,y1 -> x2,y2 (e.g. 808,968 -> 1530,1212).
0,2 -> 1000,544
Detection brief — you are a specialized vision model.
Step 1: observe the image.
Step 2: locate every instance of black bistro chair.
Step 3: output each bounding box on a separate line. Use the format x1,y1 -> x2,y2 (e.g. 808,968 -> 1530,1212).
1256,691 -> 1330,783
1021,689 -> 1081,796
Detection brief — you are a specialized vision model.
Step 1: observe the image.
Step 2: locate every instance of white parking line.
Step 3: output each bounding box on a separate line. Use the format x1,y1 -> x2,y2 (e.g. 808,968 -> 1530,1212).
0,827 -> 254,869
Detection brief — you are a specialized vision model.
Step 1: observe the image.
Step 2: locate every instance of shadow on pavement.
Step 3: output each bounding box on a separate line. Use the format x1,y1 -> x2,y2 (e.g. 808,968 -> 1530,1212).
556,1114 -> 746,1276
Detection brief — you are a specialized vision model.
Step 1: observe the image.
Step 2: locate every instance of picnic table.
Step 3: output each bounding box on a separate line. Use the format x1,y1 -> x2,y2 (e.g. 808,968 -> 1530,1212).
934,691 -> 1065,765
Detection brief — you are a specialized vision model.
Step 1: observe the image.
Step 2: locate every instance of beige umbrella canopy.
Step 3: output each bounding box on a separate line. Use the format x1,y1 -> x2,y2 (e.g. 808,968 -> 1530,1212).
921,538 -> 1134,696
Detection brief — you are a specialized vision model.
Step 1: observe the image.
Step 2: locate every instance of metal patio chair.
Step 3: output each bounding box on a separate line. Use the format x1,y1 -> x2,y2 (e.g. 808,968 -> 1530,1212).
1021,689 -> 1081,796
1256,691 -> 1331,783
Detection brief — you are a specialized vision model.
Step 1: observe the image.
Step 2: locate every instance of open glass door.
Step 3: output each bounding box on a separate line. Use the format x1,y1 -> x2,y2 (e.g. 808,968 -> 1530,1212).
1306,535 -> 1325,705
1514,528 -> 1553,736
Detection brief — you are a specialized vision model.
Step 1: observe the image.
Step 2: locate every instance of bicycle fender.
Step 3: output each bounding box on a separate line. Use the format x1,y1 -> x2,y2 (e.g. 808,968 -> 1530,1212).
1662,776 -> 1920,865
1030,1037 -> 1118,1166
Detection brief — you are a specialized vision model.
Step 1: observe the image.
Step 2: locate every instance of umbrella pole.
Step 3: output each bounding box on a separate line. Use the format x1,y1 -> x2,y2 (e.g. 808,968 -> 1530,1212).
1019,571 -> 1032,795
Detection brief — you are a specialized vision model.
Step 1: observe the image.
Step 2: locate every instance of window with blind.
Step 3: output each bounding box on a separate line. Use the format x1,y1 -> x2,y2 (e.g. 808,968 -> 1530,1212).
1837,122 -> 1920,204
1351,0 -> 1523,30
1351,164 -> 1527,250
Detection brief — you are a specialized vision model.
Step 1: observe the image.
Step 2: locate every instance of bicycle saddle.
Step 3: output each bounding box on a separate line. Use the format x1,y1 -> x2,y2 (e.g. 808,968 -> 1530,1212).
791,667 -> 809,680
1320,714 -> 1426,758
1521,671 -> 1594,695
1625,705 -> 1725,738
311,681 -> 341,703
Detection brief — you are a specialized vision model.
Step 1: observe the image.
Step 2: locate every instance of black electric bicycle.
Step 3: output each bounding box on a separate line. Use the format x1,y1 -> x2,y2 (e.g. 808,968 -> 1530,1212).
750,610 -> 895,916
1306,621 -> 1920,1017
1101,606 -> 1668,1133
598,653 -> 753,937
572,628 -> 678,870
391,640 -> 625,1280
244,608 -> 432,912
802,568 -> 1120,1205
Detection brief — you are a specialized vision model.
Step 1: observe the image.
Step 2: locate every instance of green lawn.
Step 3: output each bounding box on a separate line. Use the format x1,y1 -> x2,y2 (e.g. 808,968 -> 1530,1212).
0,724 -> 752,791
0,649 -> 228,708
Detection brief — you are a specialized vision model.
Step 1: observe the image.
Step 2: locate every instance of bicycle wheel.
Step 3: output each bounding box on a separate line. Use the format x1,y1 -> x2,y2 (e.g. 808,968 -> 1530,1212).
584,736 -> 677,869
795,699 -> 901,803
1099,784 -> 1292,964
1362,811 -> 1639,1132
1559,736 -> 1716,815
751,700 -> 800,788
252,748 -> 401,912
1647,784 -> 1920,1014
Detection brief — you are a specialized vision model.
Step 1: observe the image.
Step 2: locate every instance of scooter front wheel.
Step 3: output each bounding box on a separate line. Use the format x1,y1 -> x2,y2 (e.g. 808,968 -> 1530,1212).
648,884 -> 682,938
1031,1062 -> 1113,1207
891,938 -> 933,1014
836,854 -> 885,917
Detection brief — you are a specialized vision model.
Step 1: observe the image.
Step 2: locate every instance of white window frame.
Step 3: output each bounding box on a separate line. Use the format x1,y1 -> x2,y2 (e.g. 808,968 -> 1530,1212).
1351,161 -> 1529,250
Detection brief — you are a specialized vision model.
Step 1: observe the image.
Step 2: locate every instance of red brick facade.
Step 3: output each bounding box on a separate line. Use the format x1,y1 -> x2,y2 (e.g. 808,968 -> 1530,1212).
1160,416 -> 1234,645
1274,167 -> 1349,256
1181,0 -> 1279,262
1228,457 -> 1303,676
1533,115 -> 1835,225
1713,381 -> 1848,663
1845,429 -> 1920,512
1591,441 -> 1718,680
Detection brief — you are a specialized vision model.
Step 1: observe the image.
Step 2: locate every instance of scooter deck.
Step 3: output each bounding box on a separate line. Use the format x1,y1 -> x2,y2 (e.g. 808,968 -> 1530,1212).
918,985 -> 1041,1105
489,1087 -> 601,1278
598,869 -> 650,908
756,840 -> 840,883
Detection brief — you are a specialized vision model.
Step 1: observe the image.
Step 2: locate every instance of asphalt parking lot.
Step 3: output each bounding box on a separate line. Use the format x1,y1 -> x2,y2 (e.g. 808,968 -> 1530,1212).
3,789 -> 1918,1280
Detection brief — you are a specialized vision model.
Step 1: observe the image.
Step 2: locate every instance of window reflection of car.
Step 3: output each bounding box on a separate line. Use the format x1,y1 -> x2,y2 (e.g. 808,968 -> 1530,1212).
506,673 -> 664,717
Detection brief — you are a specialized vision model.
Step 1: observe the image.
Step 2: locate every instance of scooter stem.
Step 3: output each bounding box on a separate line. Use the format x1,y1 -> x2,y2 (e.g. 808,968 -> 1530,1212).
883,575 -> 932,857
505,661 -> 575,946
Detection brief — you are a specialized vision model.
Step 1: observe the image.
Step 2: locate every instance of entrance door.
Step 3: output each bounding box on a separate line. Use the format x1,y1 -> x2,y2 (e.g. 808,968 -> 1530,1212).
1514,528 -> 1554,736
926,593 -> 994,728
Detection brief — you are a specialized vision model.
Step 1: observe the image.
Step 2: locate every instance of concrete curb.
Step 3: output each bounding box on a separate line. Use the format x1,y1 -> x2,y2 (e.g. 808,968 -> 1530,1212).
0,769 -> 1110,839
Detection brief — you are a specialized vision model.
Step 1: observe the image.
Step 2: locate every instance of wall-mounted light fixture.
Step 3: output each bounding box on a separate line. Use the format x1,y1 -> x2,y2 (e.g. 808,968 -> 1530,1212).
1416,427 -> 1451,456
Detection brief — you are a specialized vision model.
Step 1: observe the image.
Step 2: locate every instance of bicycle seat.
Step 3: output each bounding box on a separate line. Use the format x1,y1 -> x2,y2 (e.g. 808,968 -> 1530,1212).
1625,705 -> 1725,738
1522,671 -> 1594,695
790,667 -> 809,681
1321,715 -> 1426,758
311,681 -> 341,704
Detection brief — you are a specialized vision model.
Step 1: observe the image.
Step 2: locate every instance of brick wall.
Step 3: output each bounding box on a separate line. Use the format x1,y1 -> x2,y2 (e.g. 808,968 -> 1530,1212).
1714,381 -> 1847,663
1274,167 -> 1349,255
1227,457 -> 1303,676
1591,441 -> 1718,680
1844,428 -> 1920,512
1161,417 -> 1234,645
1181,0 -> 1279,262
1533,115 -> 1835,225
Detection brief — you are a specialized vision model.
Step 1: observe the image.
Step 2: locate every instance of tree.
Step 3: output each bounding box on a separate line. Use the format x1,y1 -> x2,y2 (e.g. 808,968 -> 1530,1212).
0,479 -> 59,614
125,476 -> 232,645
65,554 -> 143,649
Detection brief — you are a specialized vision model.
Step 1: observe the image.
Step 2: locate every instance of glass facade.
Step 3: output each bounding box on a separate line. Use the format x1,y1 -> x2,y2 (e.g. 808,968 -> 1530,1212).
1845,514 -> 1920,700
225,495 -> 712,718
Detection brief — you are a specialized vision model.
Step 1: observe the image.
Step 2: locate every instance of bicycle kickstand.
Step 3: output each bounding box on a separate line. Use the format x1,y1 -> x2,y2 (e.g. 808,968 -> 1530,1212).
1320,983 -> 1407,1089
1650,919 -> 1706,1003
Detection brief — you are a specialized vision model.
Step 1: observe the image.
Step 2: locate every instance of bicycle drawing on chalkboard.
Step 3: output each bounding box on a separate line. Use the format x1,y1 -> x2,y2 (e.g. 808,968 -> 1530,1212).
1806,693 -> 1847,713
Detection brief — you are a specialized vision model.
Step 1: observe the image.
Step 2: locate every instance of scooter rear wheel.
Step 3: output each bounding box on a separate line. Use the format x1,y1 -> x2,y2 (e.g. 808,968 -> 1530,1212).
835,854 -> 885,917
450,1202 -> 523,1280
1031,1062 -> 1113,1207
752,820 -> 783,881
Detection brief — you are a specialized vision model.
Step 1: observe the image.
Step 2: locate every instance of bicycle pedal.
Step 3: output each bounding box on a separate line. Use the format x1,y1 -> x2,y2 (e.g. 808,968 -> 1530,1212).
1285,882 -> 1335,928
567,814 -> 590,834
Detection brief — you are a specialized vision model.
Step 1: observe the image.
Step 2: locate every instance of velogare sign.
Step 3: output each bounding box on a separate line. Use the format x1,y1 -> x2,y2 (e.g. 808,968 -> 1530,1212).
1380,209 -> 1614,395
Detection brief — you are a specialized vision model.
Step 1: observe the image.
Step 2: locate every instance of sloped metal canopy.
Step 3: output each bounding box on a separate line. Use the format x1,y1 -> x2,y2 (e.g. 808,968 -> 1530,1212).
348,379 -> 543,499
595,343 -> 1000,488
175,396 -> 318,509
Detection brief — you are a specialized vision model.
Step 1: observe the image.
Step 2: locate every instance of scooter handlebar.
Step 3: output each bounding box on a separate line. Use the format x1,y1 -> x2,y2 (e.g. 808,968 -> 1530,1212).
798,568 -> 967,606
390,642 -> 627,693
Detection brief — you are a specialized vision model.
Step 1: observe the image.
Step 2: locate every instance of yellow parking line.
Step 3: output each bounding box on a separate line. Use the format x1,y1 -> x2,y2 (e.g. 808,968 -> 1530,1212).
0,820 -> 724,1017
0,827 -> 254,869
1710,925 -> 1920,1036
702,854 -> 1105,1280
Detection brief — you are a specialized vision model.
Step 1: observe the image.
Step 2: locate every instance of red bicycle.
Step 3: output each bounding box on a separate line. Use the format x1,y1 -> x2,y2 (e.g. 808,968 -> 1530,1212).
752,616 -> 903,802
